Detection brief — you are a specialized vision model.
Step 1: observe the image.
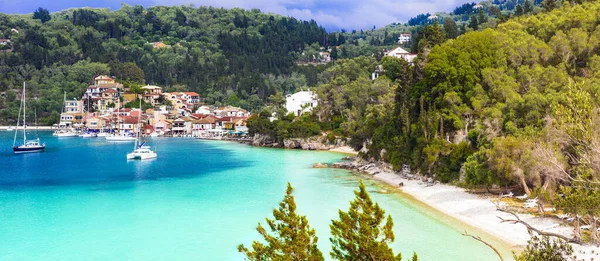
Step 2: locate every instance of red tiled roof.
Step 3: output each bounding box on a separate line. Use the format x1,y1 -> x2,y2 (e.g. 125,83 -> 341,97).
103,89 -> 117,93
182,92 -> 199,96
122,116 -> 138,124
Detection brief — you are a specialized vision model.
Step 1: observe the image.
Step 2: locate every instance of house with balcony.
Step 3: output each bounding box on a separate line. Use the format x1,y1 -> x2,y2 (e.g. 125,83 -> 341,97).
285,91 -> 318,116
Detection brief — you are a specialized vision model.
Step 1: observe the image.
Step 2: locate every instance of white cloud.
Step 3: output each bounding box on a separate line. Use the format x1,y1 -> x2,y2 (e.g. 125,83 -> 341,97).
151,0 -> 474,30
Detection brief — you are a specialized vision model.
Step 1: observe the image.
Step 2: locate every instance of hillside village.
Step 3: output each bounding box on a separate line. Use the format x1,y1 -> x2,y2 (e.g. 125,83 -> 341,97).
58,75 -> 318,138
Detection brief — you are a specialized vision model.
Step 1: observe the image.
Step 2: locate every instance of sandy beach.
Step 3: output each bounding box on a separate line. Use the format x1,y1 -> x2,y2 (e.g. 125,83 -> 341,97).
329,146 -> 359,155
371,171 -> 600,260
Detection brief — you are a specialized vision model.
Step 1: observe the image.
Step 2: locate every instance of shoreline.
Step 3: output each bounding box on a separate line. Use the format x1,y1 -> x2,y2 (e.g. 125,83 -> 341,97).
0,126 -> 55,130
334,160 -> 600,260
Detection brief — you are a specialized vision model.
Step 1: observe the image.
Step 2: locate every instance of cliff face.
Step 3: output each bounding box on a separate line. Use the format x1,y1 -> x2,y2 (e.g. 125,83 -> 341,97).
250,134 -> 346,150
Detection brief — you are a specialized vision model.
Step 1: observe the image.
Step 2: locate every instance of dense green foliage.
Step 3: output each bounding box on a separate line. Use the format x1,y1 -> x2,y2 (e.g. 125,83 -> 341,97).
241,182 -> 416,261
330,180 -> 410,261
0,5 -> 330,124
238,183 -> 324,261
513,235 -> 575,261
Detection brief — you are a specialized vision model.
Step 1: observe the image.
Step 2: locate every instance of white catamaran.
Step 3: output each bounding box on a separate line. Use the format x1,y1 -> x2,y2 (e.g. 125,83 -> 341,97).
127,101 -> 157,160
13,82 -> 45,154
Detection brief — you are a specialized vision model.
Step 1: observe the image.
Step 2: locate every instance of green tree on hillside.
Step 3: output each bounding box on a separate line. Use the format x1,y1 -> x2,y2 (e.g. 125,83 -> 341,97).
238,183 -> 324,261
443,18 -> 459,39
469,15 -> 479,30
33,8 -> 51,23
330,181 -> 411,261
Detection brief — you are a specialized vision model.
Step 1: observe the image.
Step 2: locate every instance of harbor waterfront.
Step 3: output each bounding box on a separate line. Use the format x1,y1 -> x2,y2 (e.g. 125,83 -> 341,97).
0,131 -> 511,260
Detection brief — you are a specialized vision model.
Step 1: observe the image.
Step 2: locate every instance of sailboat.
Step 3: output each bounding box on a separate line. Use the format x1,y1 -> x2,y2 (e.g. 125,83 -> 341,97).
79,94 -> 97,138
13,82 -> 45,154
127,100 -> 157,160
53,92 -> 78,137
106,100 -> 136,141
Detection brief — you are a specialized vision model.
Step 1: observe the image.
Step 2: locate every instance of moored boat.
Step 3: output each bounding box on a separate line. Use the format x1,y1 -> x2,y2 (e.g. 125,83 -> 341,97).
12,82 -> 45,154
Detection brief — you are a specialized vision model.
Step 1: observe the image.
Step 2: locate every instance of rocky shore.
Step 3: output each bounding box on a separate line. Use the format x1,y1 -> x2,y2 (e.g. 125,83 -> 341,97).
248,134 -> 348,151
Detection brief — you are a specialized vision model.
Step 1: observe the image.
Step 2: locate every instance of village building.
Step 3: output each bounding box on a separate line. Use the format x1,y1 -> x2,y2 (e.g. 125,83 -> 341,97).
385,47 -> 417,63
285,91 -> 318,116
398,34 -> 411,44
215,106 -> 250,118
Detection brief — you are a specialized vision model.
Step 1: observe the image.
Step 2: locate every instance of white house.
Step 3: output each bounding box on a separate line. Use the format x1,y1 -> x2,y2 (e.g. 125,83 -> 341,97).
192,118 -> 216,136
398,34 -> 411,44
285,91 -> 318,116
195,105 -> 212,115
385,47 -> 417,63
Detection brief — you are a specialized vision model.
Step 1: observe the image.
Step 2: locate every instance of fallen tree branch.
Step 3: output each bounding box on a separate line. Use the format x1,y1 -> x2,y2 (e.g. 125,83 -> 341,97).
495,207 -> 580,244
462,231 -> 505,261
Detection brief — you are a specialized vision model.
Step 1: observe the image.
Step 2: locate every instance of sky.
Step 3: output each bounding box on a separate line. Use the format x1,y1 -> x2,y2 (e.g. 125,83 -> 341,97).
0,0 -> 472,31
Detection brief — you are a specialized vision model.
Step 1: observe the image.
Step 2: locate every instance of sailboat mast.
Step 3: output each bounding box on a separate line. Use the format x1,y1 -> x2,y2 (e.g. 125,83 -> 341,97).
23,82 -> 26,144
13,83 -> 23,146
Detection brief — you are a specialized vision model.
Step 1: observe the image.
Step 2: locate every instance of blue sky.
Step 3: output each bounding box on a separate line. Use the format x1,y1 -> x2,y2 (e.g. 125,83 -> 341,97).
0,0 -> 472,30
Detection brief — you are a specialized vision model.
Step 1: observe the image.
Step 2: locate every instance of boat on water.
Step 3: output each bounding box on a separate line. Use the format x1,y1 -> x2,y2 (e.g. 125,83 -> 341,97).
127,100 -> 157,160
105,133 -> 136,141
13,82 -> 45,154
6,126 -> 14,131
97,132 -> 109,137
53,92 -> 78,137
53,130 -> 78,137
79,132 -> 97,138
127,143 -> 157,160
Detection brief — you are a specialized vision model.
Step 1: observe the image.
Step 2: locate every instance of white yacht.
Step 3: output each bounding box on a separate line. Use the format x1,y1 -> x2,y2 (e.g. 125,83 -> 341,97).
80,132 -> 97,138
127,144 -> 157,160
6,126 -> 14,131
127,100 -> 157,160
105,133 -> 136,141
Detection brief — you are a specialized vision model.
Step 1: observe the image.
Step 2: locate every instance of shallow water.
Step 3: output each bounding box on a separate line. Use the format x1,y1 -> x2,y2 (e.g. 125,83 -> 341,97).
0,131 -> 509,260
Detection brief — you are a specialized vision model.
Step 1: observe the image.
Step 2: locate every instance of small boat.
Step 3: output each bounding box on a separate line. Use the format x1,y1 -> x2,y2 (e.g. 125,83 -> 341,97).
97,132 -> 108,137
105,134 -> 136,141
13,139 -> 46,153
127,145 -> 157,160
53,129 -> 78,137
13,82 -> 45,154
6,126 -> 14,131
80,132 -> 97,138
127,100 -> 157,160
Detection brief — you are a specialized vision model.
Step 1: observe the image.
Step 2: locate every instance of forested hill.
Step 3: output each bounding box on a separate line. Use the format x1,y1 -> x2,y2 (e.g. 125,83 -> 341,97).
0,6 -> 328,124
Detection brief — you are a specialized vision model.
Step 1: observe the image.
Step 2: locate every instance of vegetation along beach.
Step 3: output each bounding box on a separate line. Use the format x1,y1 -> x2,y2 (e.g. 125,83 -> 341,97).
1,0 -> 600,260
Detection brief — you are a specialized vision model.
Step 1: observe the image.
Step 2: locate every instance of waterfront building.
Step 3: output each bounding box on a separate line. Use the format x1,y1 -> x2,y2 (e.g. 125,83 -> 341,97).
285,91 -> 318,116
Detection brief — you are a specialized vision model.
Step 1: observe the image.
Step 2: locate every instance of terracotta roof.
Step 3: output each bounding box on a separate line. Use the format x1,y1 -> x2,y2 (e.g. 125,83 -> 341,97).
193,118 -> 216,124
182,92 -> 199,96
122,116 -> 138,124
103,89 -> 117,93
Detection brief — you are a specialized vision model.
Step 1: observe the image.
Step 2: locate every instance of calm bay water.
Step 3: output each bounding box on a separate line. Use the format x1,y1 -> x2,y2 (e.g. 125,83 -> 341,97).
0,131 -> 508,260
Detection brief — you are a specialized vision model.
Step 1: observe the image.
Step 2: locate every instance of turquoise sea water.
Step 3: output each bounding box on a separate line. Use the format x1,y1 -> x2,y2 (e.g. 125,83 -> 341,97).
0,131 -> 509,260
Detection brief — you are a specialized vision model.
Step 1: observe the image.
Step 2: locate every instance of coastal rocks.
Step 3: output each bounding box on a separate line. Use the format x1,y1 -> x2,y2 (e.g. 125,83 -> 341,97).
313,163 -> 329,168
251,134 -> 277,147
284,137 -> 334,150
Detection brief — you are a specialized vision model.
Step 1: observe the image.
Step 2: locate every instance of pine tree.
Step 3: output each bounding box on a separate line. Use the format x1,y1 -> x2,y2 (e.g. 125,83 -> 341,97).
524,0 -> 533,14
238,183 -> 324,261
33,7 -> 51,24
443,18 -> 458,39
477,9 -> 488,24
542,0 -> 557,11
515,4 -> 524,16
469,15 -> 479,30
329,180 -> 407,261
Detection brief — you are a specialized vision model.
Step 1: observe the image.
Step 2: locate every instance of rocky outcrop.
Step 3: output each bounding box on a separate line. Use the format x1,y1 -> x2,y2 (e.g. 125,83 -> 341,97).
313,163 -> 329,168
251,134 -> 347,151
